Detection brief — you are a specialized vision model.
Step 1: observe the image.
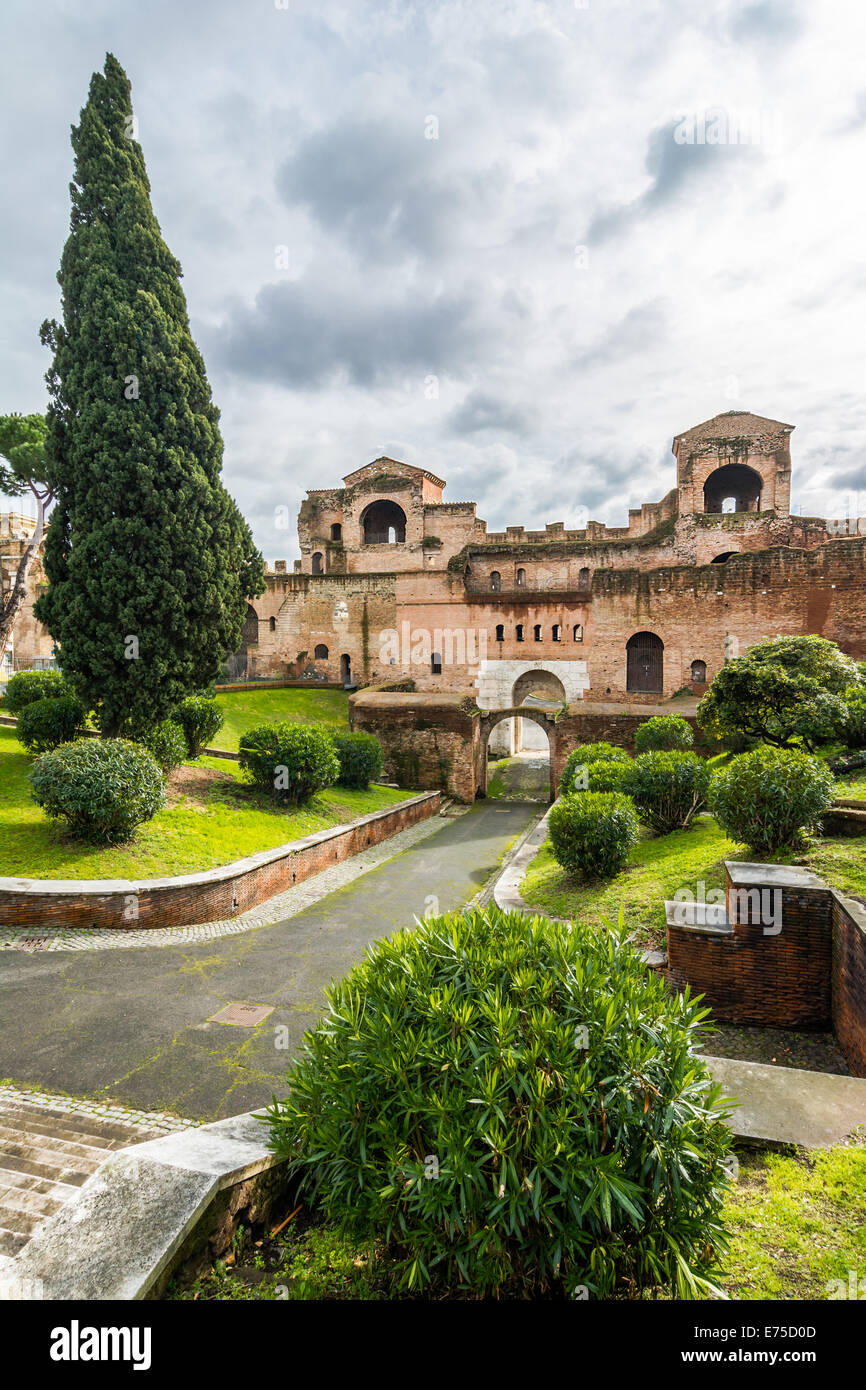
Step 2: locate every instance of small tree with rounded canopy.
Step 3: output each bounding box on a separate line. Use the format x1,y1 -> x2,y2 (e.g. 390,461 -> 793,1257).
698,635 -> 858,752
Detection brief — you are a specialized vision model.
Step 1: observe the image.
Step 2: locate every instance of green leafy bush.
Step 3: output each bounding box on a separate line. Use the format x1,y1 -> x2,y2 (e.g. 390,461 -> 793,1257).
332,731 -> 384,789
15,694 -> 85,753
634,715 -> 694,754
139,718 -> 188,773
238,723 -> 339,805
841,690 -> 866,750
559,742 -> 630,795
548,790 -> 639,879
266,905 -> 732,1299
29,738 -> 165,843
567,758 -> 634,795
709,746 -> 835,852
174,695 -> 223,758
4,668 -> 68,713
628,750 -> 711,834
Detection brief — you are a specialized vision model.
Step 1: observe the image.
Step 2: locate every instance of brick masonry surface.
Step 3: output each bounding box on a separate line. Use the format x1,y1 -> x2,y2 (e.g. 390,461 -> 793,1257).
0,792 -> 441,932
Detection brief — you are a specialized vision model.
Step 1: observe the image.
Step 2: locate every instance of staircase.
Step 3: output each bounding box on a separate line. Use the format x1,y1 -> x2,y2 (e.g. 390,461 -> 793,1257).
0,1096 -> 168,1261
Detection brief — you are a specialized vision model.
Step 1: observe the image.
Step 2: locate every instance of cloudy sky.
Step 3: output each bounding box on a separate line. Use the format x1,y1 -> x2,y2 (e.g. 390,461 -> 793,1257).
2,0 -> 866,562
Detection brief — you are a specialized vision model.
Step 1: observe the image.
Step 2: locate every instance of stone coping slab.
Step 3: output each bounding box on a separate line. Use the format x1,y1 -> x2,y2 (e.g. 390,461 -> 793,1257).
0,792 -> 438,897
664,900 -> 732,933
724,860 -> 829,890
0,1112 -> 281,1302
701,1054 -> 866,1148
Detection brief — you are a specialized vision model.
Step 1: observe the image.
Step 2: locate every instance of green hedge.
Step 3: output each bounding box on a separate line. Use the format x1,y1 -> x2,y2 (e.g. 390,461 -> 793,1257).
266,905 -> 732,1299
29,738 -> 165,843
238,723 -> 340,804
173,695 -> 223,758
628,750 -> 711,834
709,746 -> 835,852
332,731 -> 384,789
633,715 -> 694,754
548,790 -> 639,879
15,694 -> 85,753
139,718 -> 188,773
559,742 -> 631,795
4,669 -> 68,713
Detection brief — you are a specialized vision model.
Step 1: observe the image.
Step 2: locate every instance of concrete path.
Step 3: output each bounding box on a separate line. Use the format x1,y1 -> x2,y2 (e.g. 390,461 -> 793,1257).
0,800 -> 537,1124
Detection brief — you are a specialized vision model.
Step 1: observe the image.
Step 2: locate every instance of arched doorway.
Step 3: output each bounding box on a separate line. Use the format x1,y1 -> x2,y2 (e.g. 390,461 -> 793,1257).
626,631 -> 664,694
511,670 -> 566,753
361,500 -> 407,544
480,707 -> 558,801
340,653 -> 353,687
703,464 -> 763,514
222,602 -> 260,681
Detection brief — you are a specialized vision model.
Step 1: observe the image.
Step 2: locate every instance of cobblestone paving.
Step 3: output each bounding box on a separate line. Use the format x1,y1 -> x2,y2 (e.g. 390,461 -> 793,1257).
0,809 -> 459,954
0,1083 -> 194,1132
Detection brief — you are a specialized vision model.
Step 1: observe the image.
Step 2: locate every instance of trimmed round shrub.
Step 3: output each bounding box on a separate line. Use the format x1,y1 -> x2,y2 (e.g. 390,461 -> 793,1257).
628,750 -> 711,834
173,695 -> 223,758
139,718 -> 187,773
634,715 -> 694,755
267,905 -> 732,1299
559,742 -> 631,795
238,723 -> 339,805
332,731 -> 384,789
548,790 -> 639,879
4,668 -> 68,713
709,746 -> 835,852
15,694 -> 85,753
29,739 -> 165,843
568,757 -> 634,795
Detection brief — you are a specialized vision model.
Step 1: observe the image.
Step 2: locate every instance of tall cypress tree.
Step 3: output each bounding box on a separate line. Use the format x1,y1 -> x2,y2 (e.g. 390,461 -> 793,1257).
37,54 -> 264,736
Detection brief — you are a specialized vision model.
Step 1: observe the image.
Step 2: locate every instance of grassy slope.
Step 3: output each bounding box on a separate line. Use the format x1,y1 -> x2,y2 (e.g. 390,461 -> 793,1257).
521,814 -> 866,951
0,726 -> 406,880
211,687 -> 349,750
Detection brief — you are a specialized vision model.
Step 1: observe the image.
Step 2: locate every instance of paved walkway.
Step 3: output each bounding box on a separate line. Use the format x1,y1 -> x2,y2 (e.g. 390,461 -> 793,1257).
0,800 -> 537,1124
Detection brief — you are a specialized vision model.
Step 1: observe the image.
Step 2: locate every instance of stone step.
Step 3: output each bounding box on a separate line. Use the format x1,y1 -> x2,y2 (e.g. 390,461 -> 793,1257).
0,1122 -> 119,1163
0,1184 -> 65,1219
0,1101 -> 163,1149
0,1151 -> 96,1187
0,1167 -> 79,1198
0,1229 -> 29,1259
0,1207 -> 44,1237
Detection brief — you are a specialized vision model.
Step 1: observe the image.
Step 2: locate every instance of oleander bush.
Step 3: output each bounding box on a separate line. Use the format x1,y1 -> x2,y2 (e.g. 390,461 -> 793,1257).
4,668 -> 69,713
332,731 -> 384,789
559,742 -> 631,795
841,689 -> 866,750
709,746 -> 835,852
568,757 -> 634,796
548,790 -> 639,880
29,738 -> 165,843
266,904 -> 733,1299
15,694 -> 85,753
628,750 -> 712,834
139,718 -> 188,773
238,723 -> 339,805
173,694 -> 223,758
633,715 -> 694,755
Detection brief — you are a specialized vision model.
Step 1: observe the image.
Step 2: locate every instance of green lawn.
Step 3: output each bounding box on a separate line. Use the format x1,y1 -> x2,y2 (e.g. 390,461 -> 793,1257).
211,687 -> 349,751
0,726 -> 407,880
521,814 -> 866,951
170,1141 -> 866,1301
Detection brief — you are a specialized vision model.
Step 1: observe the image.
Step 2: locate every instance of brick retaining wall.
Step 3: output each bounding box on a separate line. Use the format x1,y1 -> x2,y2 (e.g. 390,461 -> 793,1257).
0,792 -> 440,932
832,894 -> 866,1077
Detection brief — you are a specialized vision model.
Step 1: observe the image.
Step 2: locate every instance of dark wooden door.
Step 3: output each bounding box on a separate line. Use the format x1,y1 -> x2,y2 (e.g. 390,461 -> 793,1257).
627,632 -> 663,693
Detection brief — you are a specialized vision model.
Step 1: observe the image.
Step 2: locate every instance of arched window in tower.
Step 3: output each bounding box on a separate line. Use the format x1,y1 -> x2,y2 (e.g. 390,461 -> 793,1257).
330,522 -> 342,541
533,624 -> 542,642
495,624 -> 505,642
314,644 -> 329,660
490,571 -> 501,591
573,624 -> 583,642
431,652 -> 442,675
269,616 -> 276,632
361,500 -> 406,544
311,552 -> 323,574
578,567 -> 590,589
516,567 -> 526,587
690,658 -> 707,684
703,464 -> 763,514
516,624 -> 524,642
552,624 -> 561,642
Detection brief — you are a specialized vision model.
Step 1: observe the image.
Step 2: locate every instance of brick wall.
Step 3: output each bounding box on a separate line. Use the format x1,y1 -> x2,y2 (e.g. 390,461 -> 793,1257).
0,792 -> 440,932
832,895 -> 866,1077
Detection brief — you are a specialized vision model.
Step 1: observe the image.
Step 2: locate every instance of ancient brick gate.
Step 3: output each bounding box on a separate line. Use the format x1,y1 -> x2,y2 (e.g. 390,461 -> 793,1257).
350,683 -> 702,803
479,707 -> 561,801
